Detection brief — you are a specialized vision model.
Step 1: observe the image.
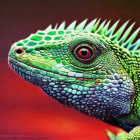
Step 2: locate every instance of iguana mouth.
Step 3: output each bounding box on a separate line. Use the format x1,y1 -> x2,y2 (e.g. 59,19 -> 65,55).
8,56 -> 43,86
8,56 -> 96,83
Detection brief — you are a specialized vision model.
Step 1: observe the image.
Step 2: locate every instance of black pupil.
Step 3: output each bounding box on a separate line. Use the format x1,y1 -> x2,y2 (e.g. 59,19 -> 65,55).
81,49 -> 87,56
16,49 -> 23,54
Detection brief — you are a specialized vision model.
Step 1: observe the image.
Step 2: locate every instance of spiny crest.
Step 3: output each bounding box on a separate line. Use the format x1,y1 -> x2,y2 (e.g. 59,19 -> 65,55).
45,18 -> 140,55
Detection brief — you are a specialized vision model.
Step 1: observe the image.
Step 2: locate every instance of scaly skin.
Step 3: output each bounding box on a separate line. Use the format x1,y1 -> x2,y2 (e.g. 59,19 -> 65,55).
8,19 -> 140,139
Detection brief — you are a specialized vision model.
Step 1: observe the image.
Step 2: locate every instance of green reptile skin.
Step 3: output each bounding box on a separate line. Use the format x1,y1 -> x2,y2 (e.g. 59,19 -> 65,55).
8,19 -> 140,139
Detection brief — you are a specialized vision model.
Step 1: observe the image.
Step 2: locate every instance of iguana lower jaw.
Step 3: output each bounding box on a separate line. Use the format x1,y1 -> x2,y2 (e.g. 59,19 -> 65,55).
8,46 -> 134,129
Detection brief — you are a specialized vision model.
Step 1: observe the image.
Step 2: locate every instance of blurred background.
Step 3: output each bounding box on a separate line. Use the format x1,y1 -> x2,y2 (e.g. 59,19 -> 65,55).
0,0 -> 140,139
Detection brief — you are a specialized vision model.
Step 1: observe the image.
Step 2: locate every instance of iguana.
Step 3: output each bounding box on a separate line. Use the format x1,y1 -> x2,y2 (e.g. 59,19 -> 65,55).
8,18 -> 140,140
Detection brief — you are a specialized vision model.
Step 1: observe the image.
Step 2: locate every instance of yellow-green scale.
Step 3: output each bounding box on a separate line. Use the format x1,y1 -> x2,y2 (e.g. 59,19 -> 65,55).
131,63 -> 140,122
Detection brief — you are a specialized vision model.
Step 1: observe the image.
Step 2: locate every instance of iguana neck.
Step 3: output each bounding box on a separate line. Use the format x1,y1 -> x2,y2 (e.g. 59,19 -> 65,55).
129,55 -> 140,120
115,53 -> 140,131
130,74 -> 140,121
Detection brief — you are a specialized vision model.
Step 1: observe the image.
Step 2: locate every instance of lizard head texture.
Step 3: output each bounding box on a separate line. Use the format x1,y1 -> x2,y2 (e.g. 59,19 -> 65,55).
8,19 -> 140,130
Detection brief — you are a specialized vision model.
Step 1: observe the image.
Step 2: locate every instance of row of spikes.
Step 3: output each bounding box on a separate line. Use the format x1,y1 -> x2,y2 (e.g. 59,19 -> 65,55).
45,18 -> 140,55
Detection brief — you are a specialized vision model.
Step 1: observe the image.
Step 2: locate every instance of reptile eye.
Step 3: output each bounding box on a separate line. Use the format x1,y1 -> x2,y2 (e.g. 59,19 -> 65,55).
74,44 -> 94,63
15,48 -> 24,55
77,47 -> 93,59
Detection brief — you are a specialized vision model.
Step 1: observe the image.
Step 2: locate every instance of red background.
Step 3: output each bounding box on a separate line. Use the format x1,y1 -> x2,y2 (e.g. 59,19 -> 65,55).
0,0 -> 140,139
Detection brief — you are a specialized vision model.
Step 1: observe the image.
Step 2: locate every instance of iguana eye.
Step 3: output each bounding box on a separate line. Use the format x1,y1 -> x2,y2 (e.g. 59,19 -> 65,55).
74,44 -> 94,63
77,47 -> 93,59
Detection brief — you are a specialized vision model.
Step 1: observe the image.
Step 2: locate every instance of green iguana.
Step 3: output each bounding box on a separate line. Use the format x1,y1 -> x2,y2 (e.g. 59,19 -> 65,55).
8,18 -> 140,140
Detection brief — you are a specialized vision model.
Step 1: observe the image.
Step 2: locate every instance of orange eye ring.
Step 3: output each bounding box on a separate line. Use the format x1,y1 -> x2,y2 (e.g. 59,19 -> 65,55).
15,48 -> 25,55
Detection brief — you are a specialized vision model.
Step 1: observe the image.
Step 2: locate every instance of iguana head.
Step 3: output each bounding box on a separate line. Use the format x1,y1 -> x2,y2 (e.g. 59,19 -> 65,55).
8,19 -> 140,130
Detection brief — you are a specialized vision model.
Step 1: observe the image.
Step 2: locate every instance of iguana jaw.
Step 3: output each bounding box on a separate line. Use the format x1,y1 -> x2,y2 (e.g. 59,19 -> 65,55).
8,56 -> 45,86
8,56 -> 71,87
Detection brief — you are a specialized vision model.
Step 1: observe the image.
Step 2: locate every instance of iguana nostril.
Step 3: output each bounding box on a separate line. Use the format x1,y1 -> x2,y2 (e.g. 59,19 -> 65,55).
15,48 -> 24,54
